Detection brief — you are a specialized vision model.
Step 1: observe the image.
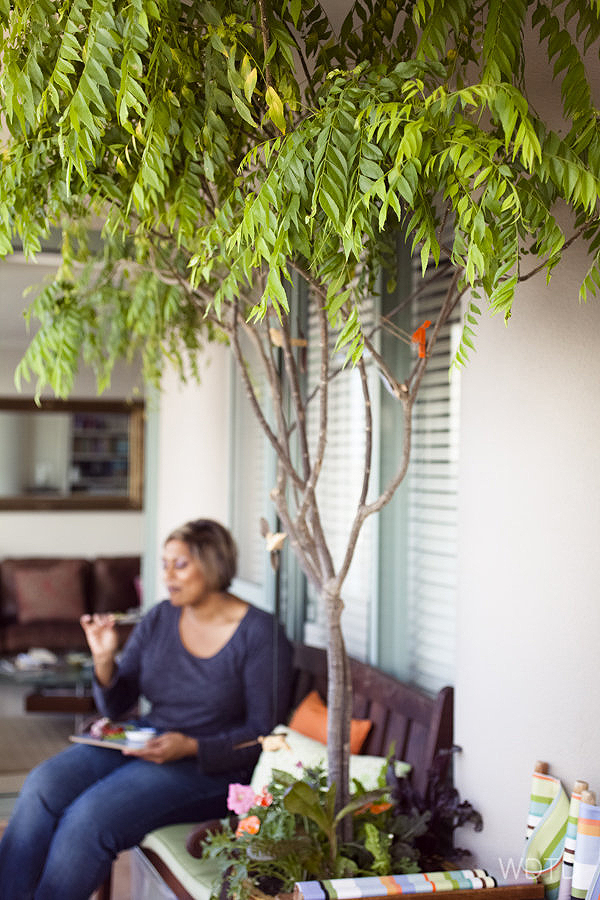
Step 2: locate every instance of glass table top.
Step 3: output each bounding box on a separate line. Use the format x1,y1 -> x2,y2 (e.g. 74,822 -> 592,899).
0,654 -> 94,688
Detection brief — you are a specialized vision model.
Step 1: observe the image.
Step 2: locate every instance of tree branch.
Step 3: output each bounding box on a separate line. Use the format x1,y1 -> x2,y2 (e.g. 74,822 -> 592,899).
257,0 -> 273,89
281,20 -> 316,106
348,393 -> 414,548
379,259 -> 455,328
518,227 -> 586,283
406,266 -> 462,396
287,298 -> 336,582
356,356 -> 372,510
361,330 -> 406,399
335,356 -> 377,590
126,241 -> 228,331
297,301 -> 329,523
334,263 -> 463,593
271,465 -> 323,590
287,257 -> 328,301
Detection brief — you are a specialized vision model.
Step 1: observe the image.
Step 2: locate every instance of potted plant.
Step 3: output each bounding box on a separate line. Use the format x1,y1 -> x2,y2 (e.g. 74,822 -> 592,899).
201,754 -> 482,900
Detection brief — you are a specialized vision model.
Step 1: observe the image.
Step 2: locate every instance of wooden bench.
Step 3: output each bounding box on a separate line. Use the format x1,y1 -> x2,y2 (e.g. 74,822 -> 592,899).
98,643 -> 454,899
286,643 -> 454,798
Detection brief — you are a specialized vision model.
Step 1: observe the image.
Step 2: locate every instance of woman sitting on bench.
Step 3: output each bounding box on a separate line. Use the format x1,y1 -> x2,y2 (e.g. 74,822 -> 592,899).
0,518 -> 292,900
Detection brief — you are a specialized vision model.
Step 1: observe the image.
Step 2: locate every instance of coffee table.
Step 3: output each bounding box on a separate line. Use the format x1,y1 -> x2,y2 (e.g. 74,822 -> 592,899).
0,656 -> 96,725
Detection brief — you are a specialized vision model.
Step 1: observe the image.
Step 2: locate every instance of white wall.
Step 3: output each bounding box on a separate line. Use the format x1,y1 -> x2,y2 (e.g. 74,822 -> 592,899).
150,347 -> 231,602
455,236 -> 600,876
0,510 -> 144,557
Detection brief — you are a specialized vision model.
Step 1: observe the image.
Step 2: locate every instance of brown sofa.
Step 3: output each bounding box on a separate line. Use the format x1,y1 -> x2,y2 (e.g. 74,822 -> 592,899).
0,555 -> 141,655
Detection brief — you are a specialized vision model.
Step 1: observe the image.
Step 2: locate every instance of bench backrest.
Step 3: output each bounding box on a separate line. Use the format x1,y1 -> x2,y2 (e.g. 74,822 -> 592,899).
290,643 -> 454,796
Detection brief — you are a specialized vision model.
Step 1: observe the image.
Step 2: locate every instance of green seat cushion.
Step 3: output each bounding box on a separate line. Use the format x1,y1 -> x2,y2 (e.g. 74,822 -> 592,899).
140,824 -> 222,900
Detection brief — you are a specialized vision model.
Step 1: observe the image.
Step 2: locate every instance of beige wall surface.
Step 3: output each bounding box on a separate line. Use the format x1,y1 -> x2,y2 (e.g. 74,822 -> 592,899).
151,347 -> 231,603
454,22 -> 600,873
455,234 -> 600,873
0,510 -> 144,558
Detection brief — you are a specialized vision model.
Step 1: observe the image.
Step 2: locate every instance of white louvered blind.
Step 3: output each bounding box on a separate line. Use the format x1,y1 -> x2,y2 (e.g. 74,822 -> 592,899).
405,257 -> 460,693
302,292 -> 379,661
228,257 -> 460,690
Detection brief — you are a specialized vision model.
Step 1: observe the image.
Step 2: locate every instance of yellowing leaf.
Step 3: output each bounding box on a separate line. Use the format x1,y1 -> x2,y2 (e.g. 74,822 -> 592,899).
266,86 -> 286,134
244,67 -> 257,103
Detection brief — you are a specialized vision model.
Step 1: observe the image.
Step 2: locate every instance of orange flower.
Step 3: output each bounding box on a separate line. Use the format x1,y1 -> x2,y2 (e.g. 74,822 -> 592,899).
367,801 -> 392,814
255,788 -> 273,807
236,815 -> 261,837
411,319 -> 432,358
355,800 -> 393,816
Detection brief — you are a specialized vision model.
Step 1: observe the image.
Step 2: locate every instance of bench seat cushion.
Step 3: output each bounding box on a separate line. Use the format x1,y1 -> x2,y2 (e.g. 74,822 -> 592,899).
140,824 -> 222,900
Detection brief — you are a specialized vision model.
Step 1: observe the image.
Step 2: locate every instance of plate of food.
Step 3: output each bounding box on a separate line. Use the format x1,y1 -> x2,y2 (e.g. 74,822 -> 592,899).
70,718 -> 157,750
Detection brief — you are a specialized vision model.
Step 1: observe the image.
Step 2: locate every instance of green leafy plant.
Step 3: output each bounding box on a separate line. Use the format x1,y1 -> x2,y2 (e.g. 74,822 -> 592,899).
201,758 -> 481,900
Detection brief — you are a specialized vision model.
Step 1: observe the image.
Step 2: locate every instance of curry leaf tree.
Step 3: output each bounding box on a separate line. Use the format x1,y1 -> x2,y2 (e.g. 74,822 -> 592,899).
1,0 -> 600,815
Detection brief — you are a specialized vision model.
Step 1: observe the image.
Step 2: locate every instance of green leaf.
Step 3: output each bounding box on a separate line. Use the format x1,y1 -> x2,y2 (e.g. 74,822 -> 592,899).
319,188 -> 340,223
231,90 -> 256,127
289,0 -> 302,27
283,781 -> 333,834
336,789 -> 388,824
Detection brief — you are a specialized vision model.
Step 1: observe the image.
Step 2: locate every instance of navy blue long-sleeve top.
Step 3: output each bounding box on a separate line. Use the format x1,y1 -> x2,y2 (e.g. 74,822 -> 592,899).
93,600 -> 293,777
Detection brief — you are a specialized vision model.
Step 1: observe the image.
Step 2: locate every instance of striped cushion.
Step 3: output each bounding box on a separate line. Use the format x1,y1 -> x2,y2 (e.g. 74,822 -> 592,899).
572,800 -> 600,899
522,769 -> 569,900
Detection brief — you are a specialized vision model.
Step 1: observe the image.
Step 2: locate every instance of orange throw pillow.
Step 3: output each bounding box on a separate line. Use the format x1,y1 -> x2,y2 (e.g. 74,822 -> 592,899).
289,690 -> 372,754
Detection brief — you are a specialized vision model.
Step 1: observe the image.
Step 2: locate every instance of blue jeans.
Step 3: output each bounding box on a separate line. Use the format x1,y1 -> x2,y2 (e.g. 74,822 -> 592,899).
0,743 -> 235,900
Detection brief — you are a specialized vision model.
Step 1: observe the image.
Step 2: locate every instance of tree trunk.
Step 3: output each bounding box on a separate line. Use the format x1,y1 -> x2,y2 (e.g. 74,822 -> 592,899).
324,583 -> 353,829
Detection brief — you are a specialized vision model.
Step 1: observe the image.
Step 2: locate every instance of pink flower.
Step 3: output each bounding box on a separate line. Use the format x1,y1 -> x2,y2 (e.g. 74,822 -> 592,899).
227,783 -> 257,816
236,815 -> 261,837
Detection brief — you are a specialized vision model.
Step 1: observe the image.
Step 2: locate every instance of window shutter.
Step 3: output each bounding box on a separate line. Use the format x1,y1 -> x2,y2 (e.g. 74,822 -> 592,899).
229,336 -> 275,611
228,253 -> 460,692
303,292 -> 378,661
405,257 -> 460,692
